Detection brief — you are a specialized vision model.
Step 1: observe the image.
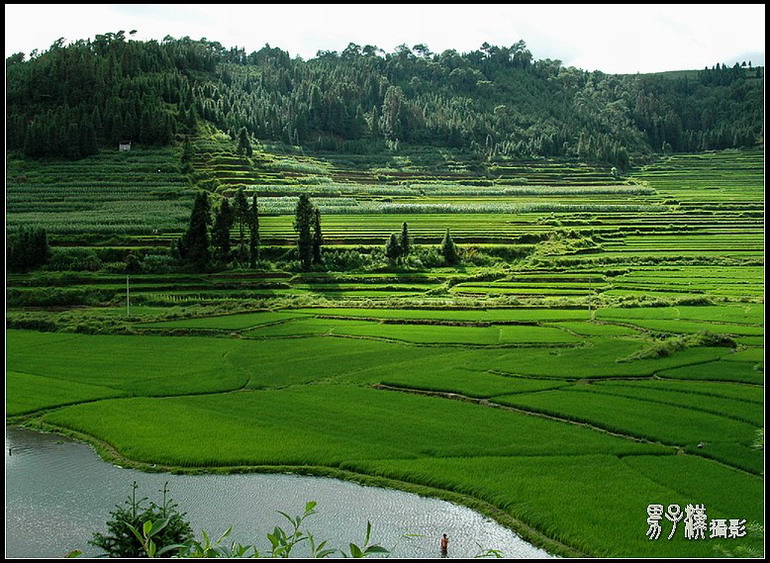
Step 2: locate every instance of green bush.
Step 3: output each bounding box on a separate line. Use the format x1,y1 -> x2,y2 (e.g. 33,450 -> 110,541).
47,248 -> 103,272
89,482 -> 193,558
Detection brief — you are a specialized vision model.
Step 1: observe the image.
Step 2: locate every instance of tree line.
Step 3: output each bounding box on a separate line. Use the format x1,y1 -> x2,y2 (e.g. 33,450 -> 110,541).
7,226 -> 50,272
6,33 -> 764,166
176,189 -> 325,273
176,188 -> 260,272
175,191 -> 461,273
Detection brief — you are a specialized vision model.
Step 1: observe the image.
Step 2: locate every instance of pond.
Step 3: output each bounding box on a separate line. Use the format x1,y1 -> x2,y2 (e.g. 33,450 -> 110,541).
5,426 -> 554,558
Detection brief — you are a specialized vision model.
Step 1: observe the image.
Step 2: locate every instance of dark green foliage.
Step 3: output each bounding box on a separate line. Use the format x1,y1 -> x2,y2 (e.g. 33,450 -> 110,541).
89,482 -> 193,558
385,233 -> 401,264
312,208 -> 324,266
211,199 -> 234,266
441,228 -> 459,265
5,34 -> 762,162
177,192 -> 211,272
237,126 -> 253,157
398,222 -> 411,260
125,253 -> 142,274
7,226 -> 50,272
233,188 -> 250,264
294,194 -> 315,270
248,195 -> 260,268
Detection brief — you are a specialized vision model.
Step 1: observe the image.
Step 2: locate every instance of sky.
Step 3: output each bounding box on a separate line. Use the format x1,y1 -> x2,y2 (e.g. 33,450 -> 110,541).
4,4 -> 765,74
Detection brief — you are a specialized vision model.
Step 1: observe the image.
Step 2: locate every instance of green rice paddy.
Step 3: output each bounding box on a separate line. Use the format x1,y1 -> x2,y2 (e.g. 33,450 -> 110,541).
5,147 -> 763,557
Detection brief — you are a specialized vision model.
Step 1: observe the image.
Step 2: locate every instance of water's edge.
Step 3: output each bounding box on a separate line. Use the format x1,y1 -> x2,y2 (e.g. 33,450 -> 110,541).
6,423 -> 570,558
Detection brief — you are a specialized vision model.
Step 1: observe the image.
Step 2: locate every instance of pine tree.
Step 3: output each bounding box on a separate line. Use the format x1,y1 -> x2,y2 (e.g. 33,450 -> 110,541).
385,233 -> 401,264
248,195 -> 260,268
312,207 -> 323,266
398,221 -> 411,262
441,228 -> 459,265
233,188 -> 249,264
237,126 -> 253,156
7,226 -> 50,272
178,192 -> 211,272
294,194 -> 315,270
211,198 -> 234,266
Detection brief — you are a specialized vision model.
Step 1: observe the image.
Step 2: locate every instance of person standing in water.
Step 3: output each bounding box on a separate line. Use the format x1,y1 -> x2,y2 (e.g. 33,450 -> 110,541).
440,533 -> 449,557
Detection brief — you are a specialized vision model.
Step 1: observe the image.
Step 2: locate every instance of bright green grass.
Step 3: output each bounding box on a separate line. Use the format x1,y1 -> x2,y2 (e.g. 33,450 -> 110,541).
608,319 -> 763,337
735,336 -> 764,347
596,379 -> 763,404
723,348 -> 764,363
244,318 -> 375,337
491,387 -> 758,447
373,358 -> 570,398
450,284 -> 594,296
229,337 -> 448,389
596,305 -> 764,325
6,330 -> 251,397
620,454 -> 764,525
140,311 -> 311,330
682,441 -> 764,475
549,321 -> 641,336
346,454 -> 763,557
6,371 -> 129,415
577,381 -> 763,425
246,317 -> 580,345
657,360 -> 763,384
290,307 -> 591,322
8,329 -> 498,398
462,340 -> 727,378
40,384 -> 668,468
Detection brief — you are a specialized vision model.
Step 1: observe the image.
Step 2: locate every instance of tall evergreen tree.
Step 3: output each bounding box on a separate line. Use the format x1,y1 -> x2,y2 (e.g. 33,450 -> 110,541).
7,226 -> 50,272
312,207 -> 323,266
178,191 -> 211,272
441,228 -> 459,265
233,188 -> 249,264
294,193 -> 315,270
237,126 -> 253,156
398,221 -> 411,262
248,195 -> 260,268
385,233 -> 401,265
211,198 -> 234,266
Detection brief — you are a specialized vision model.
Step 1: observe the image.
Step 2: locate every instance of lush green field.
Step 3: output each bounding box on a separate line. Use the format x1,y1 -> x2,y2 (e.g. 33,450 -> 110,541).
5,147 -> 763,558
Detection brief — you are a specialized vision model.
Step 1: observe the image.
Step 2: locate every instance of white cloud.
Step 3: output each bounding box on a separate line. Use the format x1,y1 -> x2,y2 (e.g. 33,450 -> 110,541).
4,4 -> 765,73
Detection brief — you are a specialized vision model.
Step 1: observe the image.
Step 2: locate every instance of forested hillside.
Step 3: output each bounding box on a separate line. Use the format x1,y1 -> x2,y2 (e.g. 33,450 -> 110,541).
6,32 -> 764,166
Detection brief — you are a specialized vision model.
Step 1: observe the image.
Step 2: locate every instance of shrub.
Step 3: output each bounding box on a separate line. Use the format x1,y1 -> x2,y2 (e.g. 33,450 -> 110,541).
47,248 -> 103,272
89,482 -> 193,558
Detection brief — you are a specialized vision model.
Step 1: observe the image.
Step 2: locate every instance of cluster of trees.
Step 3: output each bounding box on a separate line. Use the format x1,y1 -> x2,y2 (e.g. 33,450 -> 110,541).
630,64 -> 762,152
385,222 -> 412,264
6,33 -> 763,165
176,188 -> 259,272
385,223 -> 459,266
7,226 -> 50,272
177,189 -> 326,273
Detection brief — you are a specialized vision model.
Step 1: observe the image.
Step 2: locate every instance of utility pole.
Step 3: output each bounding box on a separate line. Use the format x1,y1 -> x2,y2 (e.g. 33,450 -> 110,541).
127,274 -> 130,316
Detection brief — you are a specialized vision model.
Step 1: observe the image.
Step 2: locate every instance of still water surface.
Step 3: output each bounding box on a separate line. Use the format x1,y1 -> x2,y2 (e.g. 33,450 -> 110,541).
6,426 -> 553,558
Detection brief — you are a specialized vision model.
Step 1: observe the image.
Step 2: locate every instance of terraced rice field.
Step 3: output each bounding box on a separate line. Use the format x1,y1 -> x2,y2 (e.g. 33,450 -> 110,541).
5,146 -> 763,557
6,148 -> 193,238
7,296 -> 764,557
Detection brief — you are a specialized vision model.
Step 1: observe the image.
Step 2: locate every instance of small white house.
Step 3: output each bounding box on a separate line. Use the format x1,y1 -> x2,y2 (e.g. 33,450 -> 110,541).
118,140 -> 132,151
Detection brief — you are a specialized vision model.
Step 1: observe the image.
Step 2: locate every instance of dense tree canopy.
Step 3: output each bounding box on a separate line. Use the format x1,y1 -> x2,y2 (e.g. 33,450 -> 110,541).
6,33 -> 764,164
294,193 -> 316,270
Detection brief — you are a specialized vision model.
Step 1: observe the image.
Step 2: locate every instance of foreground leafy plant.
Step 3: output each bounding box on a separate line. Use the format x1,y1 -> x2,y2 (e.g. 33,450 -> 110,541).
88,481 -> 193,557
88,487 -> 391,558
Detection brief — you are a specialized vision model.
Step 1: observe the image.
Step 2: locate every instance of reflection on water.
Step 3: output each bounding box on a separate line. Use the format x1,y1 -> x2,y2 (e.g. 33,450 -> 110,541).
5,426 -> 554,559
